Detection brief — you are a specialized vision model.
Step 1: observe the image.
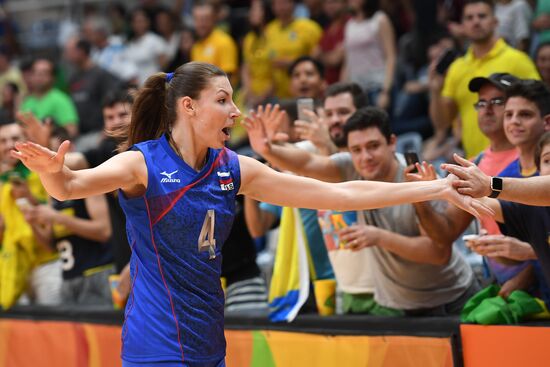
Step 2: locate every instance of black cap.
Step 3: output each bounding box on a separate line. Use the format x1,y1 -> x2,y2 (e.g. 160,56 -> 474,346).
468,73 -> 519,92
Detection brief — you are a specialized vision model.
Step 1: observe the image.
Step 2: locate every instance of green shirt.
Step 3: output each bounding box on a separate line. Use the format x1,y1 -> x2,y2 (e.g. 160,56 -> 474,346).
21,88 -> 78,127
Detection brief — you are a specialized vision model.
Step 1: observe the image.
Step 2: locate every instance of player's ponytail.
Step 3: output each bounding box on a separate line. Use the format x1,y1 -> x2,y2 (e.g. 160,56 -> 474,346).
120,62 -> 226,150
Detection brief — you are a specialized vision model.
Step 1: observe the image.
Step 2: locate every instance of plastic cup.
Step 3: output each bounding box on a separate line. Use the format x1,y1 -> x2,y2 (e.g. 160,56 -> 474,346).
313,279 -> 337,316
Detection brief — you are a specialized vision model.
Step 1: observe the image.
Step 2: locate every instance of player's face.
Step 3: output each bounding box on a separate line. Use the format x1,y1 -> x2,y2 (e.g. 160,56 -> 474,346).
504,97 -> 546,150
194,76 -> 241,149
323,92 -> 356,148
347,127 -> 395,181
539,143 -> 550,176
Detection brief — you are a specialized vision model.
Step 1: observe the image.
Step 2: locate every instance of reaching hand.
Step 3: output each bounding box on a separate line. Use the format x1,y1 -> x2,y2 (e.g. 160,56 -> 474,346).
441,153 -> 492,197
253,104 -> 288,143
16,111 -> 53,147
10,140 -> 70,174
441,174 -> 495,219
405,161 -> 437,182
294,110 -> 335,153
242,112 -> 272,157
466,235 -> 537,261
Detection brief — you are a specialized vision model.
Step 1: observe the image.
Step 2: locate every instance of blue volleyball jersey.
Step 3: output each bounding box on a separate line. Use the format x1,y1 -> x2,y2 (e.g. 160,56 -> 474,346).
118,135 -> 240,365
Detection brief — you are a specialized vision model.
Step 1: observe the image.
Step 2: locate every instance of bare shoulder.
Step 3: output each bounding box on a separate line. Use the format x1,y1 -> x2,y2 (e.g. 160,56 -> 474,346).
238,154 -> 260,185
238,155 -> 274,195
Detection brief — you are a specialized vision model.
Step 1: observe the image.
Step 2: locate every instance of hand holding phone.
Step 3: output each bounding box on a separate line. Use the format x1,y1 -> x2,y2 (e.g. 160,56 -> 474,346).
435,48 -> 458,75
404,151 -> 420,173
15,197 -> 32,211
297,98 -> 314,122
462,234 -> 480,248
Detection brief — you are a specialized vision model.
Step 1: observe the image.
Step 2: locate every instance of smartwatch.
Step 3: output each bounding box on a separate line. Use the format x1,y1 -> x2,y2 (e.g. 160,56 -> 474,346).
488,176 -> 503,198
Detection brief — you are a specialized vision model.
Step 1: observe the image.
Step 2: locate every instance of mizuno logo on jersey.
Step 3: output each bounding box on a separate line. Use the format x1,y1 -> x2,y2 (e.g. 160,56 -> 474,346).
160,170 -> 181,183
217,171 -> 234,191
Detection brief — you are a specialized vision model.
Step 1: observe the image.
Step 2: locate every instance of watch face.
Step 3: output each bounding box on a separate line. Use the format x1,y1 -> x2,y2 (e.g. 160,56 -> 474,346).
492,177 -> 503,191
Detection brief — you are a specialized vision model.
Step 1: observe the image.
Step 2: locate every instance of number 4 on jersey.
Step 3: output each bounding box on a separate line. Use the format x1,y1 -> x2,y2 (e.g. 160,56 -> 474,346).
198,210 -> 216,259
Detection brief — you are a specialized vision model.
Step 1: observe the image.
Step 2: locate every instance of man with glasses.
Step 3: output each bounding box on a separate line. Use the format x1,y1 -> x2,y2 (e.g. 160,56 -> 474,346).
415,73 -> 519,245
412,74 -> 540,298
468,73 -> 519,175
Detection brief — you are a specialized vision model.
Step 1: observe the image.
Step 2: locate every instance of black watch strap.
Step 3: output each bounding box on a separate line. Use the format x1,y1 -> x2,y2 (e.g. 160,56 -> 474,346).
488,176 -> 503,198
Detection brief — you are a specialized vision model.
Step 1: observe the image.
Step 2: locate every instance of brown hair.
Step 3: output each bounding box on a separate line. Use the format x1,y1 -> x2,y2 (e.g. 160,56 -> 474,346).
118,62 -> 226,150
463,0 -> 495,14
535,131 -> 550,171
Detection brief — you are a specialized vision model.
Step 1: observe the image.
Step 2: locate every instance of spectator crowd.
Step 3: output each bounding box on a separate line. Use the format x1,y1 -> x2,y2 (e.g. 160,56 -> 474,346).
1,0 -> 550,324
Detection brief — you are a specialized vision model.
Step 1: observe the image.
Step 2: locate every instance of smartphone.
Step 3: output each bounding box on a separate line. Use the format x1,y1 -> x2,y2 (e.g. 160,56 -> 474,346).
404,151 -> 420,173
15,197 -> 31,211
462,234 -> 480,241
462,234 -> 480,248
297,98 -> 314,122
435,48 -> 458,75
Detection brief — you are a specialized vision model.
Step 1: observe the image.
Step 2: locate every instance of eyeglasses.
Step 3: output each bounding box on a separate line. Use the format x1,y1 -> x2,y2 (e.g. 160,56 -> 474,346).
473,98 -> 505,110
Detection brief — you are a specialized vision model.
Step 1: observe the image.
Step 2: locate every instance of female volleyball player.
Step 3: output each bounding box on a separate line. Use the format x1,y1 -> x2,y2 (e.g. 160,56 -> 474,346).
12,62 -> 488,367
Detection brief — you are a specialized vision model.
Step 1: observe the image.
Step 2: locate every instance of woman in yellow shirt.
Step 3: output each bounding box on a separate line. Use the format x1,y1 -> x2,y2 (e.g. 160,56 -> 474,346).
241,0 -> 274,108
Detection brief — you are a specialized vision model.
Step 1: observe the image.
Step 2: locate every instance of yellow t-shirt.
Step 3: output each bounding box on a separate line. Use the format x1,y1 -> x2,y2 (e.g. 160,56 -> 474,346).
442,38 -> 540,158
242,31 -> 272,97
265,18 -> 322,99
191,28 -> 238,75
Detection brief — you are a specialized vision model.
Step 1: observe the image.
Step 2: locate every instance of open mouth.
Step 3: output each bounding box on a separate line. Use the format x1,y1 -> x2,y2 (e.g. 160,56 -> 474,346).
222,127 -> 231,138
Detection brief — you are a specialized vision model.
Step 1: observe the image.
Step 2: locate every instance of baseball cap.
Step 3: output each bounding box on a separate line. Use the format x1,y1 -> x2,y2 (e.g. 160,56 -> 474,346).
468,73 -> 519,92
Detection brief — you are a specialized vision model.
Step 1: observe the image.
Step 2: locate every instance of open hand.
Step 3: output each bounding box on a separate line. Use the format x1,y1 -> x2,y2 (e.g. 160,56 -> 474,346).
10,140 -> 70,174
16,111 -> 53,147
441,154 -> 492,197
254,104 -> 288,143
405,161 -> 437,182
467,235 -> 537,261
243,111 -> 273,157
294,110 -> 335,153
442,174 -> 495,218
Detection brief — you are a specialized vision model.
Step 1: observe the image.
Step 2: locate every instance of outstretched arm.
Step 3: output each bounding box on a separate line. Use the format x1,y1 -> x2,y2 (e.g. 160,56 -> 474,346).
11,141 -> 146,201
238,155 -> 492,217
243,111 -> 342,182
443,154 -> 550,206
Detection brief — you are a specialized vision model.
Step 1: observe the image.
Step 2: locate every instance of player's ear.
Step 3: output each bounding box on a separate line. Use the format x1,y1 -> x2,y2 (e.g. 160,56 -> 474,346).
181,97 -> 195,116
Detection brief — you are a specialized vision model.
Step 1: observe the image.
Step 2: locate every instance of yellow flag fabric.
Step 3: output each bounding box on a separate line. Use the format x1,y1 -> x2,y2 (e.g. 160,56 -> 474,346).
268,207 -> 312,322
0,173 -> 54,309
